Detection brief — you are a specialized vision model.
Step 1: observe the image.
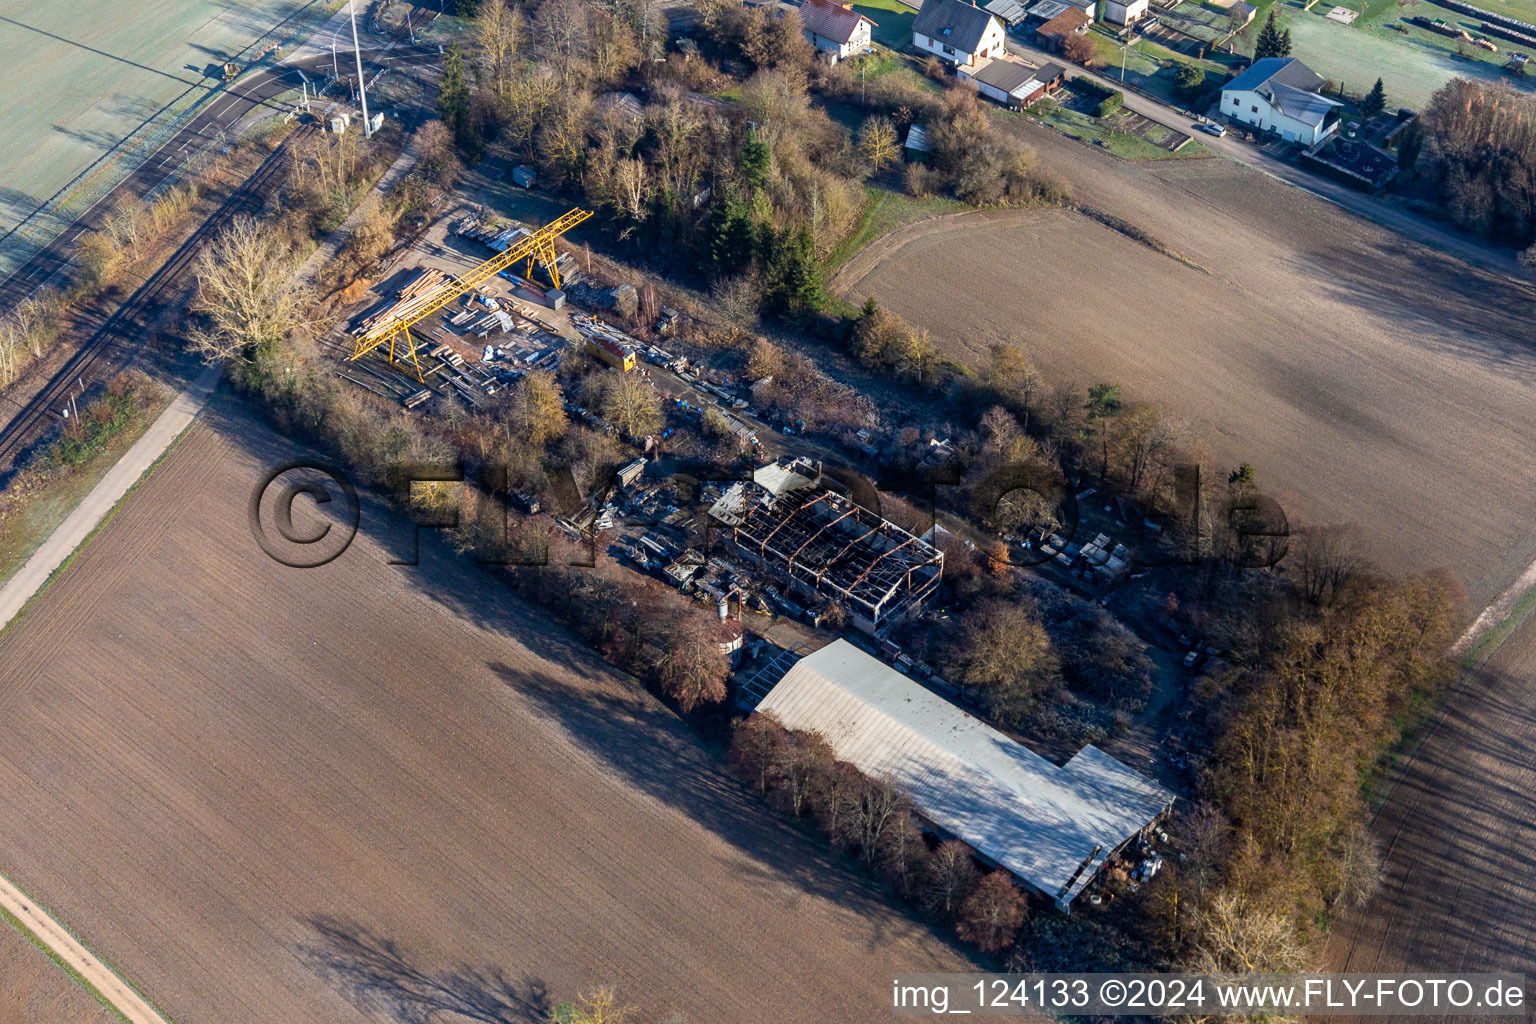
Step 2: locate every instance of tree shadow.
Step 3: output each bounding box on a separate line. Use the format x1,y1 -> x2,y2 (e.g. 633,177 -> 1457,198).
298,915 -> 551,1024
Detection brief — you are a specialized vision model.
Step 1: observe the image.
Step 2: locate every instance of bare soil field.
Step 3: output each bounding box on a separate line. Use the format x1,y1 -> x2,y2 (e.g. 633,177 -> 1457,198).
0,924 -> 116,1024
1324,614 -> 1536,1019
0,397 -> 974,1024
833,151 -> 1536,606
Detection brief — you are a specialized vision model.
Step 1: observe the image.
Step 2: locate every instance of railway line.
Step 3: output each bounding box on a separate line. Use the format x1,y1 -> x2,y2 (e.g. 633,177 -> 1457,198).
0,126 -> 311,469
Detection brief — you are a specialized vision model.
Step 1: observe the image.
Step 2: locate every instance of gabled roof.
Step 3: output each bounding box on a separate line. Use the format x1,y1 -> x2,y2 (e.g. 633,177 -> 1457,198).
913,0 -> 1001,53
800,0 -> 874,44
1037,5 -> 1090,35
757,641 -> 1174,908
1222,56 -> 1325,95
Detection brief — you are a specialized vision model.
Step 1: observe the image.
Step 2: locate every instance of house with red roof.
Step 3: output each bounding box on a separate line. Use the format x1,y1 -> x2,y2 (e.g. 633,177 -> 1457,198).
799,0 -> 876,62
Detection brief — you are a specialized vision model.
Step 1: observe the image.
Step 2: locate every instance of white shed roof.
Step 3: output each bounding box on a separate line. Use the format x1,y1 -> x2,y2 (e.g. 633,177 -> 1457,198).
756,640 -> 1174,908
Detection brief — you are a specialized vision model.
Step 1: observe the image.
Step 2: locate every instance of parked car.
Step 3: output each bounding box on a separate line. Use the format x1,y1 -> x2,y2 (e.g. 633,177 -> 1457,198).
1182,649 -> 1206,669
1198,122 -> 1227,138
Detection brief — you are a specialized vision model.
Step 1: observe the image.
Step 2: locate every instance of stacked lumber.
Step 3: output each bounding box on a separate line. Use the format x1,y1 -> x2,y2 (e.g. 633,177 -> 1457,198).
355,268 -> 452,335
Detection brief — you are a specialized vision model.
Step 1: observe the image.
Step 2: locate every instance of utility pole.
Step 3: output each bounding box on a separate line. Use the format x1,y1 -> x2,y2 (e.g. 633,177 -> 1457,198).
349,0 -> 372,137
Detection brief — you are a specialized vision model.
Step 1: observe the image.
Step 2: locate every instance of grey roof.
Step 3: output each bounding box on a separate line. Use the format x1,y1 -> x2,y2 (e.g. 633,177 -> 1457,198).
1266,80 -> 1342,126
913,0 -> 1000,53
985,0 -> 1029,23
1035,60 -> 1066,81
904,123 -> 933,151
972,59 -> 1041,93
1222,56 -> 1325,95
756,640 -> 1174,908
1028,0 -> 1070,16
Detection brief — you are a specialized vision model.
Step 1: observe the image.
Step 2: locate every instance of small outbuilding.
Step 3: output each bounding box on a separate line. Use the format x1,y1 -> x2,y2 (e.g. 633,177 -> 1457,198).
1036,5 -> 1091,46
903,123 -> 934,162
959,57 -> 1048,108
1102,0 -> 1150,24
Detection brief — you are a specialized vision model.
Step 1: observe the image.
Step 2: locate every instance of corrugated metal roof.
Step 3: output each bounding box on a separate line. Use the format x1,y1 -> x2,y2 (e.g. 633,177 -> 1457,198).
757,640 -> 1174,908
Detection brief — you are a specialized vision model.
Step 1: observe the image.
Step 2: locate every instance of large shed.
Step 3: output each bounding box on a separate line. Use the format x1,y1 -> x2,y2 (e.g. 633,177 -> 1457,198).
756,641 -> 1175,910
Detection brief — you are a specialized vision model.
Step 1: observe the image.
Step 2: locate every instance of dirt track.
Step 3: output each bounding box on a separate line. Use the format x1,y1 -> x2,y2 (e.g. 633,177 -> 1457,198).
0,924 -> 116,1024
833,167 -> 1536,604
1324,616 -> 1536,1020
0,398 -> 974,1024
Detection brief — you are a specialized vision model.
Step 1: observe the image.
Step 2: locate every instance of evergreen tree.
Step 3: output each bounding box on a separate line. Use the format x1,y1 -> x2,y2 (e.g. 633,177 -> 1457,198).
1362,77 -> 1388,117
708,197 -> 758,277
436,43 -> 479,157
740,130 -> 771,191
1254,10 -> 1286,58
761,226 -> 825,318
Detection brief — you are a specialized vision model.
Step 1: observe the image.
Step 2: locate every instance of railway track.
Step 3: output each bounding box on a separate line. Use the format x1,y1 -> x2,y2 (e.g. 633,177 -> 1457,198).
0,126 -> 312,470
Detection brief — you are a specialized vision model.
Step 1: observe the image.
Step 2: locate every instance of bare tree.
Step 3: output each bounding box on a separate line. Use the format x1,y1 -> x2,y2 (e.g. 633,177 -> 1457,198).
955,871 -> 1028,952
601,373 -> 662,437
836,775 -> 912,863
922,840 -> 979,917
858,116 -> 900,173
652,614 -> 729,711
729,713 -> 790,793
187,216 -> 315,362
1185,890 -> 1307,976
767,729 -> 836,817
1332,825 -> 1382,908
710,273 -> 763,339
551,987 -> 633,1023
1294,523 -> 1364,607
476,0 -> 529,105
507,369 -> 569,446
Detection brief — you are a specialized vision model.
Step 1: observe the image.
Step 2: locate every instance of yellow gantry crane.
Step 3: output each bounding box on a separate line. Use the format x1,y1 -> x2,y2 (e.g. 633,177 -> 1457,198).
350,207 -> 593,381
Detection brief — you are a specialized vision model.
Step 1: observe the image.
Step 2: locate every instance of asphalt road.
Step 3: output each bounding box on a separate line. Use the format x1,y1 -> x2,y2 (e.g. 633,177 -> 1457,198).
0,28 -> 440,315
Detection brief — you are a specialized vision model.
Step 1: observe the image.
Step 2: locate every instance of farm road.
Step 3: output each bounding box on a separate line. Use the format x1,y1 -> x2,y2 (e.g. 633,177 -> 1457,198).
0,872 -> 168,1024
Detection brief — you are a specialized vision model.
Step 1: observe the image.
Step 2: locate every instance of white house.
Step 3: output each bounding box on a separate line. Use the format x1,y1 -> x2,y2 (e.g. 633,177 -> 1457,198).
1220,56 -> 1342,145
1102,0 -> 1150,25
912,0 -> 1007,69
799,0 -> 875,62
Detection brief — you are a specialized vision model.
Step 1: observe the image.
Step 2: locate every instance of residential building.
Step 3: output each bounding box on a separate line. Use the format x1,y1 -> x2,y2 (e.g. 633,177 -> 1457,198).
756,641 -> 1175,911
912,0 -> 1007,69
799,0 -> 876,62
1102,0 -> 1149,25
1220,56 -> 1342,145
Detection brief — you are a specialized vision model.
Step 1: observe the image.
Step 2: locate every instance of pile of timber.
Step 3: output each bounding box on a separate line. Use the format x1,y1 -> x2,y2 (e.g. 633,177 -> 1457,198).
354,268 -> 453,336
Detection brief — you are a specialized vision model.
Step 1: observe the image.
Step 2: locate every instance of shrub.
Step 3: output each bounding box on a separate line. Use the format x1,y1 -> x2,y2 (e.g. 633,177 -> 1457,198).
1095,91 -> 1124,117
